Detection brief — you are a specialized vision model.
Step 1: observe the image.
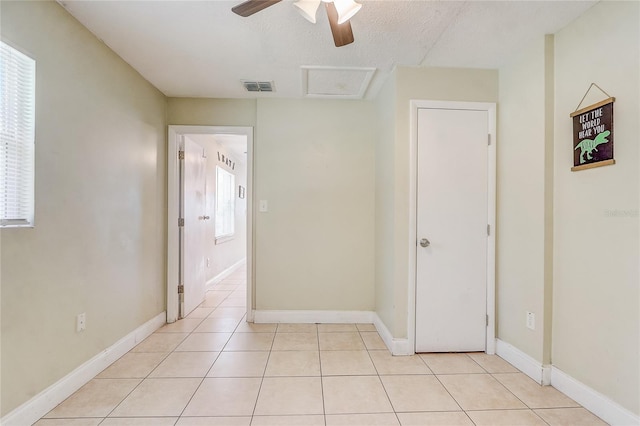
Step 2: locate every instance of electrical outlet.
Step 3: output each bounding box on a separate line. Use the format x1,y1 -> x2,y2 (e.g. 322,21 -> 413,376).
77,313 -> 86,332
206,258 -> 210,268
526,311 -> 535,330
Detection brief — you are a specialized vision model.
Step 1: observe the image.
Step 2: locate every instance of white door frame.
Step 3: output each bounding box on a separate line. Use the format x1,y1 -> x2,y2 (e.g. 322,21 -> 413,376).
408,100 -> 496,354
167,125 -> 255,323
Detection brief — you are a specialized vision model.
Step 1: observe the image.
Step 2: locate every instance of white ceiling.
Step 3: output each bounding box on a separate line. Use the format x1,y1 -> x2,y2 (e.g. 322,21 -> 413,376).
186,133 -> 248,161
58,0 -> 597,100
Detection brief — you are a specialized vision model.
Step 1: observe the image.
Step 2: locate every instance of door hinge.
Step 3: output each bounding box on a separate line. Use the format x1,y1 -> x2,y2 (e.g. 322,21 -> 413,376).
487,134 -> 491,145
178,218 -> 185,227
486,314 -> 489,326
178,150 -> 185,160
487,224 -> 490,236
178,284 -> 184,294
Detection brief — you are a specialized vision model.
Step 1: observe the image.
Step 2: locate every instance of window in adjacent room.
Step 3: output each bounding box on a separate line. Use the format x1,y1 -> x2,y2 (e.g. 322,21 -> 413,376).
215,166 -> 235,241
1,41 -> 35,227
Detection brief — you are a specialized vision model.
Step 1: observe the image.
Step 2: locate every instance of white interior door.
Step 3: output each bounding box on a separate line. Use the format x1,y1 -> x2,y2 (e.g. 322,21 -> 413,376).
415,108 -> 489,353
181,137 -> 207,317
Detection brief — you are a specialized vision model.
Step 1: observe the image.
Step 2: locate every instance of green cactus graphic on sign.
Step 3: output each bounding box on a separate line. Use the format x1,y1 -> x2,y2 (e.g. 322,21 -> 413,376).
574,130 -> 611,165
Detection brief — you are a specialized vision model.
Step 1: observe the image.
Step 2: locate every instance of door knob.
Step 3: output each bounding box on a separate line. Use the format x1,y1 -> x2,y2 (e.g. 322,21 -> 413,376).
419,238 -> 430,247
203,215 -> 210,220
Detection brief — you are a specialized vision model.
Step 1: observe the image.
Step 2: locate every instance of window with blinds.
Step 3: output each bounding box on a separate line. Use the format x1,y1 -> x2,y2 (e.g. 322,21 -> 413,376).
215,166 -> 235,240
1,41 -> 35,227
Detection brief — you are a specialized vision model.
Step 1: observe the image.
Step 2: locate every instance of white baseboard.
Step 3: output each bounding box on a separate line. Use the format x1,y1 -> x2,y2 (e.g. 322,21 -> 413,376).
372,313 -> 411,356
1,312 -> 166,426
253,310 -> 375,324
206,258 -> 246,289
495,339 -> 639,425
551,367 -> 639,426
495,339 -> 551,385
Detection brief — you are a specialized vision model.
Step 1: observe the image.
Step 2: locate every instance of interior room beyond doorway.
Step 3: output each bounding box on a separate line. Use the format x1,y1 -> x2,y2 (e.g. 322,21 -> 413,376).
185,132 -> 248,310
167,125 -> 253,324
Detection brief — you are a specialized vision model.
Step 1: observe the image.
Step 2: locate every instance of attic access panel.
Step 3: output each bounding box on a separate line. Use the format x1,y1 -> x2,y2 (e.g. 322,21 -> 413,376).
301,66 -> 375,99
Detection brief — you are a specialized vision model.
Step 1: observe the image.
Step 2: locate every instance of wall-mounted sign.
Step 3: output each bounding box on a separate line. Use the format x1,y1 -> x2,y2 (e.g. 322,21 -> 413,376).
217,151 -> 236,170
570,96 -> 615,172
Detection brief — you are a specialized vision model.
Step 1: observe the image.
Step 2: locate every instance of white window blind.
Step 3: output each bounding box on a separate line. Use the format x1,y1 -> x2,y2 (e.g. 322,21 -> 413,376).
1,41 -> 35,227
215,166 -> 235,239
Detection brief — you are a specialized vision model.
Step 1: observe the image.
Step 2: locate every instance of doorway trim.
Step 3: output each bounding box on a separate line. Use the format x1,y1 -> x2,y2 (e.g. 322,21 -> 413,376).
408,100 -> 496,355
167,125 -> 255,323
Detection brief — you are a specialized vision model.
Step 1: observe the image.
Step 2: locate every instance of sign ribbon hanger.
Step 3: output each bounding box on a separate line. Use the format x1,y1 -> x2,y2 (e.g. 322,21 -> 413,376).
574,83 -> 613,113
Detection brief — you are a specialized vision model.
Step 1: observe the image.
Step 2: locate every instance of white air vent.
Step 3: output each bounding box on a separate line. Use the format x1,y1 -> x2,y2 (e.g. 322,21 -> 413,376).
242,80 -> 275,92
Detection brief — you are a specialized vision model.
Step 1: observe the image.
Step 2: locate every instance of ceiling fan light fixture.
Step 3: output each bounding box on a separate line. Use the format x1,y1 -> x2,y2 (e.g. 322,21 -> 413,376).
333,0 -> 362,24
293,0 -> 321,23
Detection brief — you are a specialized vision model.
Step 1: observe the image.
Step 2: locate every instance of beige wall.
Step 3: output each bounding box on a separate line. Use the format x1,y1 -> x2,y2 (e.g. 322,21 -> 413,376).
167,98 -> 255,286
168,98 -> 253,283
374,70 -> 397,332
376,67 -> 499,337
0,0 -> 167,416
168,98 -> 377,311
167,98 -> 256,127
496,0 -> 639,414
201,137 -> 247,281
553,1 -> 639,415
497,35 -> 554,364
254,99 -> 376,311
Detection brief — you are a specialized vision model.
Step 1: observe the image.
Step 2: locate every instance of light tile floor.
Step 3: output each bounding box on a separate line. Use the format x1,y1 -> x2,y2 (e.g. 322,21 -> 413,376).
37,271 -> 608,426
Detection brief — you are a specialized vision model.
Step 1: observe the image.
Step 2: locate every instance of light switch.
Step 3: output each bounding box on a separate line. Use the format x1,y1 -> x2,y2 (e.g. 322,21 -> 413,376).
259,200 -> 268,212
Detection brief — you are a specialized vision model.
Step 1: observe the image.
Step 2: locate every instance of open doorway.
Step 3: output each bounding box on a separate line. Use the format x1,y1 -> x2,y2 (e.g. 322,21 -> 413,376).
167,125 -> 254,324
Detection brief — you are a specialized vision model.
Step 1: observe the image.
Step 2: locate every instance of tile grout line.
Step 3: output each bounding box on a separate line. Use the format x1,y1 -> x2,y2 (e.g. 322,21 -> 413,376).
359,329 -> 403,425
93,334 -> 185,422
248,318 -> 278,424
459,352 -> 498,425
431,369 -> 469,418
487,371 -> 554,426
174,278 -> 244,421
414,351 -> 435,374
172,298 -> 225,420
315,324 -> 328,426
430,358 -> 543,425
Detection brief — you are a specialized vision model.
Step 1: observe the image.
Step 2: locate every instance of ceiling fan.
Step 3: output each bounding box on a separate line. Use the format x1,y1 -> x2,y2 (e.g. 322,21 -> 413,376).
231,0 -> 362,47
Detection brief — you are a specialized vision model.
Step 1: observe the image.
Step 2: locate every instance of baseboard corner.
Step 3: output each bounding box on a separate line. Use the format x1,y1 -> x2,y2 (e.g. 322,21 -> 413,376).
372,313 -> 412,356
495,338 -> 547,385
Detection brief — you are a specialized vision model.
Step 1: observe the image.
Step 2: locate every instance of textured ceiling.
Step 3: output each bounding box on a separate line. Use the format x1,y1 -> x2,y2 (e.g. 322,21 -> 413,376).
58,0 -> 597,100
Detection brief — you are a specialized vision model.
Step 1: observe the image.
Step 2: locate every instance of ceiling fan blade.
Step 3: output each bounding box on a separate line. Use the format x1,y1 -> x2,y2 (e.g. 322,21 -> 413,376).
232,0 -> 282,17
325,1 -> 354,47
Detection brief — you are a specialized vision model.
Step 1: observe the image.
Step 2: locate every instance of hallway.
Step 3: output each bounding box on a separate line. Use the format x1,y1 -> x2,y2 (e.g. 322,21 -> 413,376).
36,272 -> 607,426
